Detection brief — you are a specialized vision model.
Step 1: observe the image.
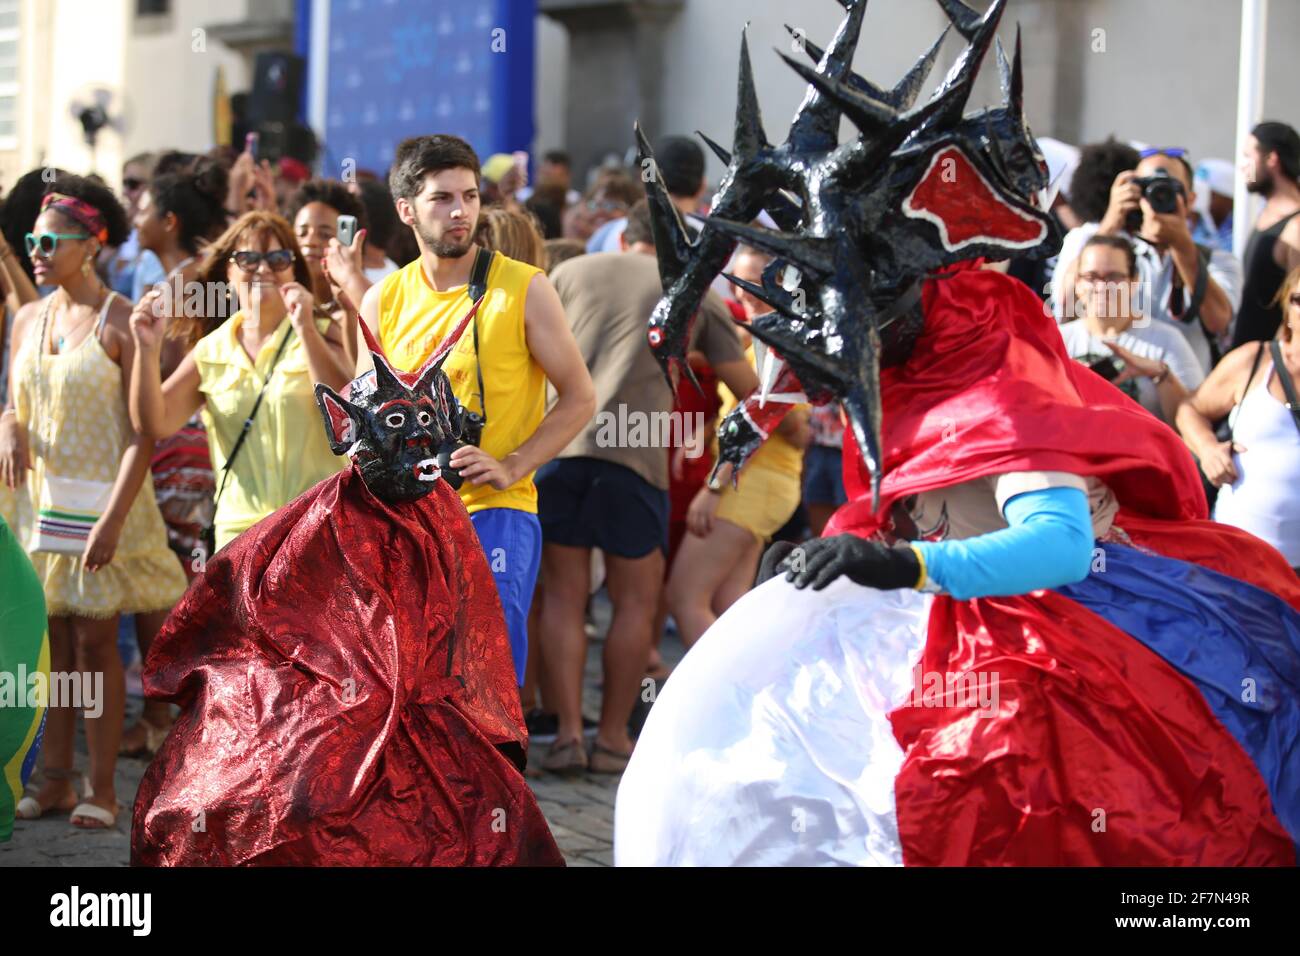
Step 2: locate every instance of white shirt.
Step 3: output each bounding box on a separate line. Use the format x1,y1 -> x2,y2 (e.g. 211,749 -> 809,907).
1050,222 -> 1243,374
1058,318 -> 1205,424
364,257 -> 399,285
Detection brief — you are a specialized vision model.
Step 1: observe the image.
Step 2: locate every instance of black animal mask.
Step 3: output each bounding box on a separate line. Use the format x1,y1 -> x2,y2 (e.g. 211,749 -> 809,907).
314,302 -> 480,503
640,0 -> 1057,506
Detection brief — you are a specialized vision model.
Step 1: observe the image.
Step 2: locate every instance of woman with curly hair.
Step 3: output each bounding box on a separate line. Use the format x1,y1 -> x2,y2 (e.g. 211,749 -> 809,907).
0,175 -> 188,830
285,179 -> 367,366
114,156 -> 232,757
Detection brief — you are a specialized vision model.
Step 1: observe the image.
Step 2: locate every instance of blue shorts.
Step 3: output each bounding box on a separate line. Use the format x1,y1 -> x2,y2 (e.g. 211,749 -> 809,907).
803,445 -> 847,507
536,457 -> 669,558
469,508 -> 541,687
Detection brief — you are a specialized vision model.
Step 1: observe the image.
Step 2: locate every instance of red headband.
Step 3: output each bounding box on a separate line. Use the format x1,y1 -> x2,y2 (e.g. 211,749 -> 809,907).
40,192 -> 109,243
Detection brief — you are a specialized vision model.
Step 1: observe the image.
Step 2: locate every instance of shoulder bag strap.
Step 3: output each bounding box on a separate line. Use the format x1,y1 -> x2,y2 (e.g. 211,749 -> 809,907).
211,323 -> 296,510
1269,339 -> 1300,439
1227,341 -> 1267,442
466,248 -> 495,422
468,247 -> 494,303
1174,243 -> 1220,365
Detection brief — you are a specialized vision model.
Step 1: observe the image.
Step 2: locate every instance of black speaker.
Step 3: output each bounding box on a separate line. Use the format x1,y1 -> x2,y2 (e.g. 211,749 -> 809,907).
254,120 -> 318,166
248,51 -> 305,125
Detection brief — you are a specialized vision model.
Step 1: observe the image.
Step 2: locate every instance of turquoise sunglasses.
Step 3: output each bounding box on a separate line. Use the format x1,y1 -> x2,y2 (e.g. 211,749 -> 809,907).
25,231 -> 90,257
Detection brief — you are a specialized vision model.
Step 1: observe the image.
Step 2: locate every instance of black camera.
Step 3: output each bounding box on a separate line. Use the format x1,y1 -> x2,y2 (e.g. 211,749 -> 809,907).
1081,354 -> 1138,401
434,402 -> 484,490
1125,169 -> 1186,233
460,409 -> 485,448
1087,354 -> 1123,382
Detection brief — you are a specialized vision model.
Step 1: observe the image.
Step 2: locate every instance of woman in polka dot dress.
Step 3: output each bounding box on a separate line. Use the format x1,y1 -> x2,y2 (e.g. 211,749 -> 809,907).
0,179 -> 186,831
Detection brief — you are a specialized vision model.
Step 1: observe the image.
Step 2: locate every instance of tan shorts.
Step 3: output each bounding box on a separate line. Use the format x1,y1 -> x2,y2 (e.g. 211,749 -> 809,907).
715,465 -> 802,544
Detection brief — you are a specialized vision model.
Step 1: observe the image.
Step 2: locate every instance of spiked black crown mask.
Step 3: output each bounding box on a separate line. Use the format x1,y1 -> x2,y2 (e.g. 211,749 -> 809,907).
315,303 -> 480,503
639,0 -> 1057,506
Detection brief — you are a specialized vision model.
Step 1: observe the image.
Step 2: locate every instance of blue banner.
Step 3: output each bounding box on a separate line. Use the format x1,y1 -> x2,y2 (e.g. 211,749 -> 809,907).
302,0 -> 536,177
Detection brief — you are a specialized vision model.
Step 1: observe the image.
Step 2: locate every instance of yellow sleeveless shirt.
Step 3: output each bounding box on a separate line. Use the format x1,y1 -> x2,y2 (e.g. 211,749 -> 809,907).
377,254 -> 544,514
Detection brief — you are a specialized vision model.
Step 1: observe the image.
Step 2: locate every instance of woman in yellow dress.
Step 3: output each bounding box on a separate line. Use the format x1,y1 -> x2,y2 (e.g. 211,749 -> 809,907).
666,245 -> 811,647
0,180 -> 187,830
128,211 -> 353,552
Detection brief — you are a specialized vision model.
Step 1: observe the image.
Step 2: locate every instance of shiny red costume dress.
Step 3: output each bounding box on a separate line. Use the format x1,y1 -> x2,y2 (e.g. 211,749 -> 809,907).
130,466 -> 564,866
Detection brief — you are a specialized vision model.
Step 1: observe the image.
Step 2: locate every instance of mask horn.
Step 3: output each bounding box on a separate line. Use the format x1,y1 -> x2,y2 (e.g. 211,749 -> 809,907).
357,318 -> 407,394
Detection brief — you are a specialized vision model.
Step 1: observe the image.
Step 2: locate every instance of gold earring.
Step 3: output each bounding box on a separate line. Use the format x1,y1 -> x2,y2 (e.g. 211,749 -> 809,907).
82,257 -> 93,277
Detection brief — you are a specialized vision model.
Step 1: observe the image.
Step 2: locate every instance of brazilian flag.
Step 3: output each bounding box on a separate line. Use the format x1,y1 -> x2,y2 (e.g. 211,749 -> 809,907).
0,513 -> 48,842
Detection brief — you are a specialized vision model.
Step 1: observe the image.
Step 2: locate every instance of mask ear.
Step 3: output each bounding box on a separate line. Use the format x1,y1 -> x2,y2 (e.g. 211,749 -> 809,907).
315,383 -> 363,455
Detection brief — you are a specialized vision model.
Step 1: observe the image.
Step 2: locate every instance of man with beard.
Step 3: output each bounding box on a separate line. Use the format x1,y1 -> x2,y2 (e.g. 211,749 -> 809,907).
358,134 -> 594,686
1232,122 -> 1300,349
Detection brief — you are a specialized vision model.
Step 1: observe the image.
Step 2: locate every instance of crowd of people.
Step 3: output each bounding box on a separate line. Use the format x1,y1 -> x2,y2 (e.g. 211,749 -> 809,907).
1036,122 -> 1300,571
1,114 -> 1298,829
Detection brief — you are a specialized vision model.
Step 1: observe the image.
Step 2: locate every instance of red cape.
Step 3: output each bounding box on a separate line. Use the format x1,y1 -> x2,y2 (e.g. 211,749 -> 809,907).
826,266 -> 1208,538
821,267 -> 1300,865
131,465 -> 563,866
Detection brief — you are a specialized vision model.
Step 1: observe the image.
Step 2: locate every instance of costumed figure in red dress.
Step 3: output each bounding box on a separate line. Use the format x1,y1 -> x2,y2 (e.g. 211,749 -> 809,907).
616,0 -> 1300,866
131,302 -> 564,866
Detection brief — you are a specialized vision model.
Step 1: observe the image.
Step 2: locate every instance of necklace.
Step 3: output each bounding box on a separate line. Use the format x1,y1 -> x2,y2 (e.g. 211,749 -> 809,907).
52,284 -> 109,353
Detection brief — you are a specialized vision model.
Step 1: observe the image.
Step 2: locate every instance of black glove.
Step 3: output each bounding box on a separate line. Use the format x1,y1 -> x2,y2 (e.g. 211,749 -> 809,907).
759,534 -> 921,592
756,540 -> 798,586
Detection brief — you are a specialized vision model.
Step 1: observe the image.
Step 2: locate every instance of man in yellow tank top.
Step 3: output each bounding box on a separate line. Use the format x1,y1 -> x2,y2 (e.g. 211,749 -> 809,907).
357,135 -> 594,686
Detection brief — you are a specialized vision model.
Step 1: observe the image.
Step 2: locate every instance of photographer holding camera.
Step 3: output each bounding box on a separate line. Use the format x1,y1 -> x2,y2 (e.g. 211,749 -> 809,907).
1054,147 -> 1241,375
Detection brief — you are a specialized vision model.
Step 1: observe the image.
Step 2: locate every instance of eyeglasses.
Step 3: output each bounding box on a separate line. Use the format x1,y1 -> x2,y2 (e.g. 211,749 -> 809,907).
230,249 -> 295,272
122,177 -> 145,192
1138,147 -> 1188,159
1078,271 -> 1131,284
586,199 -> 627,213
25,232 -> 90,257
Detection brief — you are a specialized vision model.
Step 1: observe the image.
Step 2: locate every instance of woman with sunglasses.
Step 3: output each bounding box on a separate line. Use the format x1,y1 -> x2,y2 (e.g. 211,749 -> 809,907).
0,177 -> 188,831
129,211 -> 352,553
1178,266 -> 1300,574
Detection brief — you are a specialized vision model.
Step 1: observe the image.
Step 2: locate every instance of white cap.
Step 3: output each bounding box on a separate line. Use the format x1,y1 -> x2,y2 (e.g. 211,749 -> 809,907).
1195,158 -> 1235,198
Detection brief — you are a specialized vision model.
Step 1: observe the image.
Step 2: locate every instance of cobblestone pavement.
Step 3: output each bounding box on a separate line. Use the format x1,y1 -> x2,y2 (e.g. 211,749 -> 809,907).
0,593 -> 679,868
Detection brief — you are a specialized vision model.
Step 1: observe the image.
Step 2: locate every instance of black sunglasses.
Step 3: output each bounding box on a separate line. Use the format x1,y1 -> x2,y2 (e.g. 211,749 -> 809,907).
123,177 -> 146,192
230,249 -> 296,271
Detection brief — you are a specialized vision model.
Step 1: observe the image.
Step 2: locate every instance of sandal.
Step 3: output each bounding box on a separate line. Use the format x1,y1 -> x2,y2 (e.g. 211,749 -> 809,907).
118,717 -> 171,758
541,737 -> 588,775
589,742 -> 633,775
14,767 -> 81,820
70,800 -> 119,830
